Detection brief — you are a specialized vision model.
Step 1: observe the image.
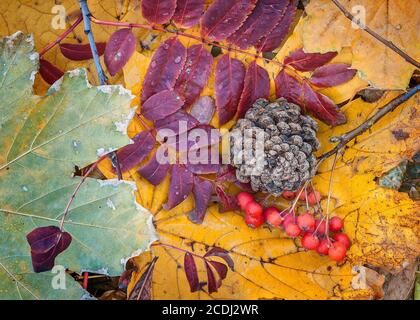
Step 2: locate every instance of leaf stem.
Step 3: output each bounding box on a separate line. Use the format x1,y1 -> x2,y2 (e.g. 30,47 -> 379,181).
151,242 -> 206,260
38,14 -> 83,57
331,0 -> 420,69
78,0 -> 108,85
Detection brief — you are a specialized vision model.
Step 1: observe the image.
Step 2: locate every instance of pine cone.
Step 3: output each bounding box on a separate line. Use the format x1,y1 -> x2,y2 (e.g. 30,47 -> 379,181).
230,98 -> 320,195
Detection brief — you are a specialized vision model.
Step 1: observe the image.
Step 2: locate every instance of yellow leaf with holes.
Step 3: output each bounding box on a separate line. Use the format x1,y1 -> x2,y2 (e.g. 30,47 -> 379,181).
302,0 -> 420,89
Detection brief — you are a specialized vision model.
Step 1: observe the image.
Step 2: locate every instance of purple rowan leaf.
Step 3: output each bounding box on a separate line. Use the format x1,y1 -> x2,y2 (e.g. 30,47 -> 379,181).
204,261 -> 217,293
188,176 -> 213,223
104,28 -> 136,76
26,226 -> 72,273
184,253 -> 200,292
309,63 -> 357,88
205,247 -> 235,271
227,0 -> 289,49
255,0 -> 298,52
215,185 -> 239,213
186,147 -> 221,175
175,44 -> 213,108
284,48 -> 338,72
190,96 -> 215,124
275,69 -> 303,106
59,42 -> 106,61
168,124 -> 220,153
201,0 -> 258,41
137,152 -> 171,186
236,61 -> 270,118
155,110 -> 200,137
209,260 -> 228,288
39,59 -> 64,85
215,54 -> 246,125
173,0 -> 205,28
141,90 -> 184,121
141,37 -> 187,103
116,130 -> 155,172
165,164 -> 194,209
141,0 -> 177,24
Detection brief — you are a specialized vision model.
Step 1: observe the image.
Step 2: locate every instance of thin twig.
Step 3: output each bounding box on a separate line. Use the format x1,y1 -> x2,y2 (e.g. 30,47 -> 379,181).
79,0 -> 107,85
324,151 -> 340,237
319,84 -> 420,161
331,0 -> 420,69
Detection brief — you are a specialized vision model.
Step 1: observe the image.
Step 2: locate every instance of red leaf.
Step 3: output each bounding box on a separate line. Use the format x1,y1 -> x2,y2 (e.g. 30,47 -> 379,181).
302,82 -> 346,126
165,164 -> 194,209
155,110 -> 199,137
236,61 -> 270,118
173,0 -> 205,28
284,48 -> 338,72
141,0 -> 177,24
184,253 -> 200,292
39,59 -> 64,85
209,260 -> 228,288
141,37 -> 187,103
142,90 -> 184,121
59,42 -> 106,61
201,0 -> 258,41
310,63 -> 357,88
274,69 -> 303,106
104,29 -> 136,76
205,247 -> 235,271
190,96 -> 215,124
255,0 -> 298,52
186,147 -> 221,175
227,0 -> 289,49
204,261 -> 217,293
175,44 -> 213,108
215,54 -> 246,125
188,176 -> 213,223
26,226 -> 72,273
116,131 -> 155,172
215,185 -> 239,212
137,152 -> 171,186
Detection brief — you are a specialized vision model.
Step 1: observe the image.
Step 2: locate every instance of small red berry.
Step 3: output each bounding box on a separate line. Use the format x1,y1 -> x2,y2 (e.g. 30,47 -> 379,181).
329,216 -> 344,232
301,233 -> 320,250
245,201 -> 263,218
237,192 -> 254,210
307,191 -> 321,206
333,233 -> 351,249
328,242 -> 347,261
297,213 -> 315,232
298,190 -> 307,201
264,207 -> 283,227
282,191 -> 296,200
314,219 -> 327,236
282,214 -> 295,227
316,239 -> 330,255
245,213 -> 264,228
285,223 -> 301,238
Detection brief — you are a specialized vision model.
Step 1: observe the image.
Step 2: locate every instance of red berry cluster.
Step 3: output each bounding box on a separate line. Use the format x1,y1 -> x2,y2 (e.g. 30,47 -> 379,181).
236,191 -> 351,262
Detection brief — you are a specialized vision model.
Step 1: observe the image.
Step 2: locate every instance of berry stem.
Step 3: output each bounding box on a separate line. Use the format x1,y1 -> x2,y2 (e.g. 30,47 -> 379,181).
324,151 -> 340,236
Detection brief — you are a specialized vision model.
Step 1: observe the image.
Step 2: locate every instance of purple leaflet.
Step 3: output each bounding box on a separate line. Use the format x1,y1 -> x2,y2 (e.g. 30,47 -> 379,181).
167,124 -> 220,153
128,257 -> 158,300
190,96 -> 215,124
255,0 -> 298,52
275,69 -> 303,106
215,185 -> 240,213
309,63 -> 357,88
141,90 -> 184,121
138,152 -> 171,186
215,54 -> 246,125
155,110 -> 200,137
216,165 -> 253,192
204,261 -> 217,293
236,61 -> 270,119
284,48 -> 338,72
227,0 -> 289,49
39,59 -> 64,85
165,164 -> 194,209
175,44 -> 213,108
104,28 -> 136,76
116,130 -> 155,172
205,247 -> 235,271
201,0 -> 258,41
59,42 -> 106,61
209,260 -> 228,288
141,37 -> 187,103
184,253 -> 200,292
26,226 -> 72,273
186,147 -> 221,175
188,176 -> 213,223
141,0 -> 177,24
173,0 -> 205,28
302,82 -> 346,126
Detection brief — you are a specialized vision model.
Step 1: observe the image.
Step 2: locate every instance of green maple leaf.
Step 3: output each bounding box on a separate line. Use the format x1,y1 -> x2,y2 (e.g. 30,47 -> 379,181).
0,32 -> 156,299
